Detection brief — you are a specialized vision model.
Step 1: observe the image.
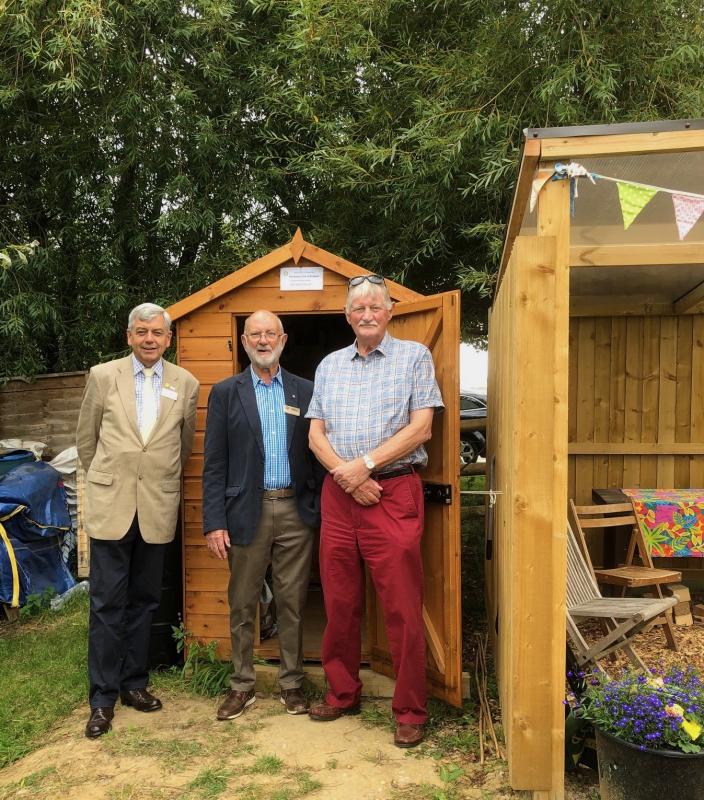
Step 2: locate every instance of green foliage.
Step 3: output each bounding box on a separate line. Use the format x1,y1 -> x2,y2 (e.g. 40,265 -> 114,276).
186,765 -> 233,799
3,0 -> 704,375
247,754 -> 283,775
173,622 -> 233,697
19,586 -> 57,619
0,591 -> 88,767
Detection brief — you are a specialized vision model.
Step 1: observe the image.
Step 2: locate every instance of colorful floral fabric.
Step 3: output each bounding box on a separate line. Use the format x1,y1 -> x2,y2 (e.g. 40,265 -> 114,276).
622,488 -> 704,558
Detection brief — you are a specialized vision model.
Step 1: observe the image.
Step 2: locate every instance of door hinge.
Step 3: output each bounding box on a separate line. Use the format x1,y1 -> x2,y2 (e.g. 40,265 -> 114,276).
423,482 -> 452,505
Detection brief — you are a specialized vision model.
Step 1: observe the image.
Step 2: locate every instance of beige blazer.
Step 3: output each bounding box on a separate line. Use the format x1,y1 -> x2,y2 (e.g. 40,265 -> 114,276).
76,356 -> 199,543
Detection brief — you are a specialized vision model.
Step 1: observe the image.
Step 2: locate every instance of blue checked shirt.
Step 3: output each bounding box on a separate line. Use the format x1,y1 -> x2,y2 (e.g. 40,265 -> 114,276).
306,333 -> 443,468
132,355 -> 163,429
251,368 -> 291,489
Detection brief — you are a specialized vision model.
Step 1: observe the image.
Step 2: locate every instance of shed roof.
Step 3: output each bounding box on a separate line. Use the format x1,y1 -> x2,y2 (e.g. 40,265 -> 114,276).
167,229 -> 422,321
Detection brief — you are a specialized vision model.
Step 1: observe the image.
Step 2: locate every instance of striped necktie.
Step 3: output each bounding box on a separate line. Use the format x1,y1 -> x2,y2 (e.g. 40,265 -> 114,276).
140,367 -> 158,441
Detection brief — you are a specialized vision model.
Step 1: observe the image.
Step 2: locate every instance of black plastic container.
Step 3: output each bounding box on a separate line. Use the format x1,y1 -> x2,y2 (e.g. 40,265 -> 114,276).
596,727 -> 704,800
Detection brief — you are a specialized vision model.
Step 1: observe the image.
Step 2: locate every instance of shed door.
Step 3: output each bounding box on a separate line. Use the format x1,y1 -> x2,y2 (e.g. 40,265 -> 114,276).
367,290 -> 462,707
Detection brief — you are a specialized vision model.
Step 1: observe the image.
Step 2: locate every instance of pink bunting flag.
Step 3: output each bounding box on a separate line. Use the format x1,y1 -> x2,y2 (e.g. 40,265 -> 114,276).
672,193 -> 704,240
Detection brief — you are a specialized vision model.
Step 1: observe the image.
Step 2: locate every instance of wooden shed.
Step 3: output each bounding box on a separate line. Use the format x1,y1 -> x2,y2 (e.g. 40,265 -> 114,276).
166,231 -> 463,706
487,119 -> 704,798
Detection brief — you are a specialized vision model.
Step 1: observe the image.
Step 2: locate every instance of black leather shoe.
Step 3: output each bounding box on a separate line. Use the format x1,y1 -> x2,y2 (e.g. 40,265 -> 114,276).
85,706 -> 114,739
120,688 -> 162,712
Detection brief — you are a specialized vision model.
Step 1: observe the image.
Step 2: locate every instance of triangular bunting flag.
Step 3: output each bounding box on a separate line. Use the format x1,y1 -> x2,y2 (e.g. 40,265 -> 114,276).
616,181 -> 658,229
672,193 -> 704,240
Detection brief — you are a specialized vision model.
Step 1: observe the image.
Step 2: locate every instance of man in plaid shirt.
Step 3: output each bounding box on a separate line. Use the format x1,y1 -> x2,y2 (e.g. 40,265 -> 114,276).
306,275 -> 443,748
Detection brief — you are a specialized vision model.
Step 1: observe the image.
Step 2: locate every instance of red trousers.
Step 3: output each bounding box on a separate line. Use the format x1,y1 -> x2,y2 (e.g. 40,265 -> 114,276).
319,472 -> 427,724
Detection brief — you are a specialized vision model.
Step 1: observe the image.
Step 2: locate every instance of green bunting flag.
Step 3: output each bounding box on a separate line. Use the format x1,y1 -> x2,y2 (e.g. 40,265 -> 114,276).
616,181 -> 658,229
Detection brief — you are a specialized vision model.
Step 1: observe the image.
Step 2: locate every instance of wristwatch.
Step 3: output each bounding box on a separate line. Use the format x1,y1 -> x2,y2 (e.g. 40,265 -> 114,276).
362,453 -> 376,471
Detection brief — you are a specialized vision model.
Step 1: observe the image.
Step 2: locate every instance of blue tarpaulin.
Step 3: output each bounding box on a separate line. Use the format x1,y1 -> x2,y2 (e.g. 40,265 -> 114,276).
0,462 -> 75,607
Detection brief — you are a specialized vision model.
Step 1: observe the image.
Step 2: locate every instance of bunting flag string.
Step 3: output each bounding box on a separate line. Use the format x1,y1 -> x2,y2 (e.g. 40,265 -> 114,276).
541,162 -> 704,239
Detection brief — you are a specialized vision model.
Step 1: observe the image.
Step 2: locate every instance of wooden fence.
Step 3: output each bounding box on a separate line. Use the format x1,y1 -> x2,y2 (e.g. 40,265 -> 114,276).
0,372 -> 87,458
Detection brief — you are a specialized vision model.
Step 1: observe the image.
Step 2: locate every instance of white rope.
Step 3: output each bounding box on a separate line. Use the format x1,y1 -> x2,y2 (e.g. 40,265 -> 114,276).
460,489 -> 502,507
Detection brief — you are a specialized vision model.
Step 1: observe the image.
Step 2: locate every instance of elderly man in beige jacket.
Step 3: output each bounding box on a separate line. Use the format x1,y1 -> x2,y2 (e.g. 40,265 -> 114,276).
77,302 -> 198,739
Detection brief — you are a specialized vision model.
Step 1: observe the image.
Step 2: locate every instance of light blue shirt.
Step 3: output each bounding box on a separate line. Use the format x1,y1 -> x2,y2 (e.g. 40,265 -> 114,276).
132,355 -> 164,429
306,333 -> 443,468
251,368 -> 291,490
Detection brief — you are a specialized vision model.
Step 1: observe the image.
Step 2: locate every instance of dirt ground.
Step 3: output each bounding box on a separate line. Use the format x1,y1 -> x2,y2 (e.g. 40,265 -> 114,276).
2,620 -> 699,799
0,688 -> 530,800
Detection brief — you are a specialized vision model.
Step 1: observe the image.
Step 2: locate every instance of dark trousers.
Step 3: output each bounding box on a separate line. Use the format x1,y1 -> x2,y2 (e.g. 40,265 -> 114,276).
88,515 -> 166,708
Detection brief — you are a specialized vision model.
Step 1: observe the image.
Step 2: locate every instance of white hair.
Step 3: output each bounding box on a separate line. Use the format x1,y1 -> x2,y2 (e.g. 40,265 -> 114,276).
345,282 -> 393,313
127,303 -> 172,331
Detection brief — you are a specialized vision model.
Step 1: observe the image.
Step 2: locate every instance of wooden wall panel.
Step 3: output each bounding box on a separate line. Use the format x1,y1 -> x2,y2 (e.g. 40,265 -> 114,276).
486,227 -> 568,795
568,313 -> 704,579
569,314 -> 704,502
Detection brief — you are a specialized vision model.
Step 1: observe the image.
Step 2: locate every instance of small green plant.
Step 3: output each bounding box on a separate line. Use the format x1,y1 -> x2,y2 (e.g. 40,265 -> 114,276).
19,587 -> 56,619
173,623 -> 232,697
360,702 -> 394,730
186,765 -> 232,799
438,763 -> 464,783
294,771 -> 322,794
248,754 -> 283,775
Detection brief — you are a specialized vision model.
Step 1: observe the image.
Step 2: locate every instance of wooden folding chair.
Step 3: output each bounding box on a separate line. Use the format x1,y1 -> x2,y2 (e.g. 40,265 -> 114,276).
568,499 -> 680,650
566,521 -> 677,671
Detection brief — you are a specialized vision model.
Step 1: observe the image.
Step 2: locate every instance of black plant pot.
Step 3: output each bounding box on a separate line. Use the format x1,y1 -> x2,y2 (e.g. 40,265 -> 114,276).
595,727 -> 704,800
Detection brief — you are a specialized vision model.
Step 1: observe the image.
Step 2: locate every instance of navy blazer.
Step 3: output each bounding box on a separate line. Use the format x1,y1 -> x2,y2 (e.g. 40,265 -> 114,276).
202,366 -> 323,545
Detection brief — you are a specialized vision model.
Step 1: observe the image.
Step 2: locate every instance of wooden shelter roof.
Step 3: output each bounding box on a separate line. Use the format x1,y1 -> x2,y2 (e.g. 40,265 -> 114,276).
497,119 -> 704,314
167,229 -> 422,321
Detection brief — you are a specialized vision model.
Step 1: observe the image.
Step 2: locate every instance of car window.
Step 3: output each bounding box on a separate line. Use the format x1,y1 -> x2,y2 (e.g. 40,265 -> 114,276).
461,396 -> 485,411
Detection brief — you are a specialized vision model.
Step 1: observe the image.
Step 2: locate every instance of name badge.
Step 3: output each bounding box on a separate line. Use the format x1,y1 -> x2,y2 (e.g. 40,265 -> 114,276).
283,404 -> 300,417
161,387 -> 178,400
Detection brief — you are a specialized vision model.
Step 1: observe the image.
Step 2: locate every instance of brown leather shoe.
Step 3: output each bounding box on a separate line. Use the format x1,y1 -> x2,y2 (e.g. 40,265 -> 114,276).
308,701 -> 361,721
280,688 -> 309,715
394,722 -> 425,748
85,706 -> 114,739
217,689 -> 256,720
120,688 -> 162,712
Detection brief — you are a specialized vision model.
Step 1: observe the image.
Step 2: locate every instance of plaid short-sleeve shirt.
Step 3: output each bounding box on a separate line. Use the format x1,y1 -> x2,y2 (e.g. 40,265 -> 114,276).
306,333 -> 443,468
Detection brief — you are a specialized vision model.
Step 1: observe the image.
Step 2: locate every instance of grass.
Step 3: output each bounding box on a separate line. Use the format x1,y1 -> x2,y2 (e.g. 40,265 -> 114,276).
0,767 -> 58,800
101,726 -> 209,770
247,754 -> 283,775
186,765 -> 233,798
0,591 -> 89,767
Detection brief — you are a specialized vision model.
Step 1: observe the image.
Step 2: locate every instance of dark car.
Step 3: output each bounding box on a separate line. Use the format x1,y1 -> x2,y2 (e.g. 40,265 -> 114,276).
460,392 -> 487,464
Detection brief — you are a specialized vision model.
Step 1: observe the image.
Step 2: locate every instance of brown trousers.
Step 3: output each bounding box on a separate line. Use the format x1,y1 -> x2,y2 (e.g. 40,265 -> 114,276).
227,496 -> 314,691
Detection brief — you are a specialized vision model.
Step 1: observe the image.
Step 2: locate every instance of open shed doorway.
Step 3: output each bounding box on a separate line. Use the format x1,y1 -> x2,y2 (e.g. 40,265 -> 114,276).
233,311 -> 368,661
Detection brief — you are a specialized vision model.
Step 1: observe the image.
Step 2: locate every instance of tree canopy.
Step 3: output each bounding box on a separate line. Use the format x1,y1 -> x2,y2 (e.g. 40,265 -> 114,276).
2,0 -> 704,376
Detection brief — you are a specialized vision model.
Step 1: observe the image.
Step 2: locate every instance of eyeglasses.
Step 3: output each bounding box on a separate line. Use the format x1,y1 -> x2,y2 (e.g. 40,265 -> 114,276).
348,274 -> 385,287
245,331 -> 281,341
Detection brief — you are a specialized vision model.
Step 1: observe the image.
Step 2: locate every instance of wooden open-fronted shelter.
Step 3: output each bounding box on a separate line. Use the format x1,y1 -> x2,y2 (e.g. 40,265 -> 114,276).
166,231 -> 463,706
487,120 -> 704,797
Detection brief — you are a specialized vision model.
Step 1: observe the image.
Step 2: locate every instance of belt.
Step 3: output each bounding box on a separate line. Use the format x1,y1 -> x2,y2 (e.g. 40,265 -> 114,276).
263,487 -> 295,499
371,465 -> 415,481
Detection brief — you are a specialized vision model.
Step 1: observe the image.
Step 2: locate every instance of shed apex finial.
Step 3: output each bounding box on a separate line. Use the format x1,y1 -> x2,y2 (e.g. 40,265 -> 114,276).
290,228 -> 306,264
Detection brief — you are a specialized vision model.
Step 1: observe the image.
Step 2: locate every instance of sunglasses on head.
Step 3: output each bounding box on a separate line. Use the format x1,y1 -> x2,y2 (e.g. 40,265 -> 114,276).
348,274 -> 385,287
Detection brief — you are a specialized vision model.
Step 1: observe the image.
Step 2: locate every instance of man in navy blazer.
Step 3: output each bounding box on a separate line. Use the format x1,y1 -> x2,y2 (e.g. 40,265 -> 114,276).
202,310 -> 323,721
